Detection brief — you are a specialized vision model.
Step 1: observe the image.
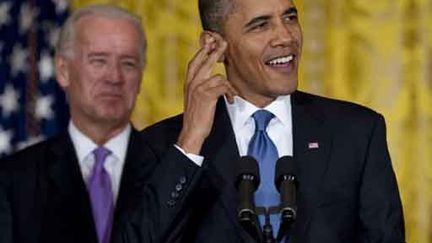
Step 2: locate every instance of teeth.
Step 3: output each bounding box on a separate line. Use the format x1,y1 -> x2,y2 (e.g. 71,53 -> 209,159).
268,55 -> 294,65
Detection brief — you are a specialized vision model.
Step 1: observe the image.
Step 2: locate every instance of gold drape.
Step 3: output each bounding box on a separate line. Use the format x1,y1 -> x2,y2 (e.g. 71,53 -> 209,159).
72,0 -> 432,242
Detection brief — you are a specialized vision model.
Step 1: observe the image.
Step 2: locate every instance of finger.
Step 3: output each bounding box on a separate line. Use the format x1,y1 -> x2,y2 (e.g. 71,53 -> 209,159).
199,74 -> 227,89
186,44 -> 212,83
205,77 -> 238,100
206,82 -> 237,101
191,75 -> 237,97
186,73 -> 224,95
191,80 -> 236,104
194,38 -> 227,81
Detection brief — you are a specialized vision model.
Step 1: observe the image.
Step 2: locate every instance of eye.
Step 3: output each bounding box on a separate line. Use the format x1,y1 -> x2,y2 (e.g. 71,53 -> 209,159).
121,60 -> 138,70
249,21 -> 269,32
90,58 -> 107,66
283,13 -> 298,23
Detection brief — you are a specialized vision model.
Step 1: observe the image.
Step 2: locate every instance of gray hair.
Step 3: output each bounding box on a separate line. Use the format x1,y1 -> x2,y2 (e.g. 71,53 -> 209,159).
56,4 -> 147,67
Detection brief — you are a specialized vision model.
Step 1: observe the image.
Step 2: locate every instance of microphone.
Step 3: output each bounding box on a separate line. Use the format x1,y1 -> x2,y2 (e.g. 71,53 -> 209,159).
235,156 -> 262,242
275,156 -> 297,241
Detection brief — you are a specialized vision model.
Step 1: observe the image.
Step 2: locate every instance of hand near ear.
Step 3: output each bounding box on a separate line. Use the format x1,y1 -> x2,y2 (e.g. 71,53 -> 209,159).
177,31 -> 238,154
200,31 -> 226,63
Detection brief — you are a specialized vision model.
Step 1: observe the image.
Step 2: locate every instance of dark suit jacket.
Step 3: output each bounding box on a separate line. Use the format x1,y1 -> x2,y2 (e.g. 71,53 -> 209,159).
124,91 -> 405,243
0,128 -> 198,243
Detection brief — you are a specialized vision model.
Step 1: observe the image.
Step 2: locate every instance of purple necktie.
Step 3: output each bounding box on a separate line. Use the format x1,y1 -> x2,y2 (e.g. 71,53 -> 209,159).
87,147 -> 114,243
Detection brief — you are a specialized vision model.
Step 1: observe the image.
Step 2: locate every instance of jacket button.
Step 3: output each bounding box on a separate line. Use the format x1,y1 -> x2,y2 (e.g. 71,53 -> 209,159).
179,176 -> 187,184
171,191 -> 179,199
167,199 -> 176,207
175,184 -> 182,192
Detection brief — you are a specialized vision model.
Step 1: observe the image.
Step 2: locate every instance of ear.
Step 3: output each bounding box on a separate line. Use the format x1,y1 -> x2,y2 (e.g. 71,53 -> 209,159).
54,54 -> 70,89
199,31 -> 226,63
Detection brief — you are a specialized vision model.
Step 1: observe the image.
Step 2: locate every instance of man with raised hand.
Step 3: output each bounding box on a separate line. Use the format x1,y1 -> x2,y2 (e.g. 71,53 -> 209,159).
123,0 -> 405,242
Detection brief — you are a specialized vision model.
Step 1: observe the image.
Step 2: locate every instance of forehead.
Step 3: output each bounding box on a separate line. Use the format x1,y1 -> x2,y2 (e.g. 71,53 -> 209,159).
74,15 -> 141,48
230,0 -> 295,20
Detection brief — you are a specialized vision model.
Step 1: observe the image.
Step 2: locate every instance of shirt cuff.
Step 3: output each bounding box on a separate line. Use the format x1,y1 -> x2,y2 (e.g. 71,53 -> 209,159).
174,144 -> 204,167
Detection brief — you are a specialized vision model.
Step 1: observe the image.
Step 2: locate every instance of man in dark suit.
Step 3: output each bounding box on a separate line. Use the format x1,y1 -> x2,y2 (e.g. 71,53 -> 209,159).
123,0 -> 405,242
0,4 -> 202,243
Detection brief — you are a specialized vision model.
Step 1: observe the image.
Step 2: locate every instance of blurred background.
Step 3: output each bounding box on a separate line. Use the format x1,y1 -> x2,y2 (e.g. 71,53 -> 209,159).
0,0 -> 431,242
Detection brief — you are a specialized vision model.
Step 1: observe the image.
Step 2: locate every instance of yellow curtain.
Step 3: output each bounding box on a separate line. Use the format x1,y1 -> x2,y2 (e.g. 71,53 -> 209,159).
72,0 -> 432,242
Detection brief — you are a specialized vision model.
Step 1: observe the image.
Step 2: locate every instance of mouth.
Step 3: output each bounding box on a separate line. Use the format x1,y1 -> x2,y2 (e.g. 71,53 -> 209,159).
98,92 -> 123,99
265,54 -> 296,67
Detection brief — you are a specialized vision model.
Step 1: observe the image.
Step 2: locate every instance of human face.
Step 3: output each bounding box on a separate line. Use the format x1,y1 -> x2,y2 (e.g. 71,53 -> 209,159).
222,0 -> 302,107
56,15 -> 143,128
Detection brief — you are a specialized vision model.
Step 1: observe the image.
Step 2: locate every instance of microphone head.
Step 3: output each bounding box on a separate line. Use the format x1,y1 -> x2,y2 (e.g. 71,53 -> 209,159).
275,156 -> 295,190
235,156 -> 260,190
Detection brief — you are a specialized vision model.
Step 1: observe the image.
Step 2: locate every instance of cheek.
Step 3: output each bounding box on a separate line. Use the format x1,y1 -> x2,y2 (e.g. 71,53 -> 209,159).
236,39 -> 266,64
127,83 -> 140,100
124,72 -> 141,91
124,78 -> 141,101
294,28 -> 303,47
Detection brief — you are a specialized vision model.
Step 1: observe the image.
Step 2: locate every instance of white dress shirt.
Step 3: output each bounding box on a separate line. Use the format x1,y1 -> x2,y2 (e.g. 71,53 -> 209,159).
174,145 -> 204,166
225,95 -> 293,157
68,121 -> 131,204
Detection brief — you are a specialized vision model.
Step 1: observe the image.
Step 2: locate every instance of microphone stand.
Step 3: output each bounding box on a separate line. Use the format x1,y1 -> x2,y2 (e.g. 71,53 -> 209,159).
276,206 -> 295,242
256,207 -> 276,243
238,208 -> 262,242
257,206 -> 294,243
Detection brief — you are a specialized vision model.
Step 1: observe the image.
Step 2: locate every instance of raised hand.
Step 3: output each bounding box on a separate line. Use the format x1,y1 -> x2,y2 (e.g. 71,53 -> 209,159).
177,32 -> 237,154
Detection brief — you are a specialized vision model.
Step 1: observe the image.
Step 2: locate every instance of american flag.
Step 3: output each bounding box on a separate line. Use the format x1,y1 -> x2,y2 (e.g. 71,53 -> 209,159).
0,0 -> 70,158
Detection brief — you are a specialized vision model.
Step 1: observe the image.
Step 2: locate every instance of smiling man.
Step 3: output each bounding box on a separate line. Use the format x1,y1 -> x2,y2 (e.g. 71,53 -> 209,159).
124,0 -> 405,242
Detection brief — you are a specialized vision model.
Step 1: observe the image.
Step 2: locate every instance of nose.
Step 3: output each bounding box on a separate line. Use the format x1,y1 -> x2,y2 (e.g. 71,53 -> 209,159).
270,22 -> 296,47
106,62 -> 124,84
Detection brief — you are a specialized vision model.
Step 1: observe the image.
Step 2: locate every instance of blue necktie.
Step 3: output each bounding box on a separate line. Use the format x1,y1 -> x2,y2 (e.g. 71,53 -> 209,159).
247,110 -> 280,238
87,147 -> 114,243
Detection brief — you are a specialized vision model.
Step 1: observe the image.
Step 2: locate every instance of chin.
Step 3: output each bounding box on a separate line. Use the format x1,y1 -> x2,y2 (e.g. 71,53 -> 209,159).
96,109 -> 127,122
272,81 -> 298,96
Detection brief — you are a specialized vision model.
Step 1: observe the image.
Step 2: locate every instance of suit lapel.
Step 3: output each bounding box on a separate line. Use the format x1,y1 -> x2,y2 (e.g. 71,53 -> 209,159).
46,129 -> 151,242
201,98 -> 256,242
291,91 -> 333,240
115,129 -> 155,218
45,132 -> 97,242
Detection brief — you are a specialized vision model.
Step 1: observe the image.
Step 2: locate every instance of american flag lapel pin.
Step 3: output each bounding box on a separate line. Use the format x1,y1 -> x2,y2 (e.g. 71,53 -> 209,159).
308,142 -> 319,149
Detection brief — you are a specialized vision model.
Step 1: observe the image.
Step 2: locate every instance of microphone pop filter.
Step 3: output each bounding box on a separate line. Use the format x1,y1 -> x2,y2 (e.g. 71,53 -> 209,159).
235,156 -> 260,190
275,156 -> 295,190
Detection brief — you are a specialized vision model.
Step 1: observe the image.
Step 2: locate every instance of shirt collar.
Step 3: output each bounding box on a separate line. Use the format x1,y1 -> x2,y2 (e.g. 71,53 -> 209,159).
68,121 -> 131,162
225,95 -> 292,129
265,95 -> 292,127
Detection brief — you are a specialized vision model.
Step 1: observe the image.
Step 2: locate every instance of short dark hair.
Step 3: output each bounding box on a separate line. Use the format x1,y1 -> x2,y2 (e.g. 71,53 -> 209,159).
198,0 -> 235,33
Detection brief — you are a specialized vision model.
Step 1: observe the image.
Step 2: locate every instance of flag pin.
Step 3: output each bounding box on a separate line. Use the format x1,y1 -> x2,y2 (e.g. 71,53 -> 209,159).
308,142 -> 319,149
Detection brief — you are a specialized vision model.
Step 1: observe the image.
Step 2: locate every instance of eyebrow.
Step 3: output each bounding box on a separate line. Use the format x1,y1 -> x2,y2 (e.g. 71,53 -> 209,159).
244,15 -> 271,30
283,7 -> 298,16
88,52 -> 109,58
87,53 -> 138,61
243,7 -> 298,30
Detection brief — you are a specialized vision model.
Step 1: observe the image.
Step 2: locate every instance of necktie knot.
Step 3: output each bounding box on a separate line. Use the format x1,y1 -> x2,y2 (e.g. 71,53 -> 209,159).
252,110 -> 274,132
93,146 -> 111,166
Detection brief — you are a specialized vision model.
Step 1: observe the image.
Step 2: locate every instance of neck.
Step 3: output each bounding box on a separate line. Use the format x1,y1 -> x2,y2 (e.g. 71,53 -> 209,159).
71,117 -> 128,145
240,93 -> 275,108
230,86 -> 276,108
225,68 -> 276,108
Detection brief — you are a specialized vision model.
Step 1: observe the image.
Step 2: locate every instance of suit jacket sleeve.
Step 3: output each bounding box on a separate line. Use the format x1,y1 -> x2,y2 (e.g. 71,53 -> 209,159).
359,114 -> 405,242
113,145 -> 203,243
0,165 -> 12,243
